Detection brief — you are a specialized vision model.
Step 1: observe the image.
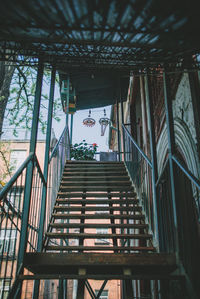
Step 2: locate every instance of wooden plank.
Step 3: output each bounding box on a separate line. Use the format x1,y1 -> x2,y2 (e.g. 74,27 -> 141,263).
61,176 -> 130,181
62,172 -> 128,176
52,213 -> 145,220
54,206 -> 142,212
25,253 -> 175,266
57,192 -> 137,198
60,181 -> 132,186
49,223 -> 148,229
59,186 -> 134,192
56,199 -> 138,204
46,232 -> 152,239
45,245 -> 156,251
66,161 -> 124,164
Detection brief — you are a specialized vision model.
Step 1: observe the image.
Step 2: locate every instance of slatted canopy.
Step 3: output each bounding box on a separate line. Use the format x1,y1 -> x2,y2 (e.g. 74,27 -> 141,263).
0,0 -> 200,108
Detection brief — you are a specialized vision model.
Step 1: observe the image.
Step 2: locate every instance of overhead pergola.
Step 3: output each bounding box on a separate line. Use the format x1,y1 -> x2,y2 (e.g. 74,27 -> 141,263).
0,0 -> 200,108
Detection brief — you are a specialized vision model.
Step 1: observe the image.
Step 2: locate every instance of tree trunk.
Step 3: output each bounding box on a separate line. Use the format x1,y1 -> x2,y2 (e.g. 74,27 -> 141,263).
0,61 -> 15,138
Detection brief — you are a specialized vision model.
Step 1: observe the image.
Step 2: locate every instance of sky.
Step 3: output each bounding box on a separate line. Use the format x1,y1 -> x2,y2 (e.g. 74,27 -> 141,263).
2,69 -> 111,153
52,106 -> 111,152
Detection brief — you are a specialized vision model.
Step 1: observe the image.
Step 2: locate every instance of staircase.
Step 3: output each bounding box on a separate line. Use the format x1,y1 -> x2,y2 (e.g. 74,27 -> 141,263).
24,161 -> 176,280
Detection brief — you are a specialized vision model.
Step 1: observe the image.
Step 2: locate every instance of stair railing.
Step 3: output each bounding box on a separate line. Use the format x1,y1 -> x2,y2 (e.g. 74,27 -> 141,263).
45,126 -> 70,234
0,153 -> 46,297
0,126 -> 70,297
122,124 -> 158,244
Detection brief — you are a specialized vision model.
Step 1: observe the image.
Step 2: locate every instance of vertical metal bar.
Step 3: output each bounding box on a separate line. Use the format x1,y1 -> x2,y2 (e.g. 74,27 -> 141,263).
144,74 -> 159,249
66,76 -> 70,127
120,94 -> 126,162
15,59 -> 44,295
116,100 -> 121,161
70,114 -> 74,144
163,71 -> 179,252
32,66 -> 56,299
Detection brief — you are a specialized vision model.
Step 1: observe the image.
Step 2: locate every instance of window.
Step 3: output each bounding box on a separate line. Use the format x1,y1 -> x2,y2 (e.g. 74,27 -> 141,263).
95,228 -> 110,245
0,229 -> 17,256
10,150 -> 26,172
6,187 -> 23,212
95,290 -> 108,299
0,279 -> 11,299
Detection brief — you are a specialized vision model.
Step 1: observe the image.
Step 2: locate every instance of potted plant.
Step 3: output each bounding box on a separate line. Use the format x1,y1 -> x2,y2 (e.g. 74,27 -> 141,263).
70,140 -> 98,160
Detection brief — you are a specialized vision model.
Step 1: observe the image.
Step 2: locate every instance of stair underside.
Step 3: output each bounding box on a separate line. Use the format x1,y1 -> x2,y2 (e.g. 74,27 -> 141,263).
24,252 -> 177,279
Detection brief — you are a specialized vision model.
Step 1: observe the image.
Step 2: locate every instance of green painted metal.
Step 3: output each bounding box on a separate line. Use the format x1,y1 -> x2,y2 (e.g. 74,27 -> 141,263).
0,152 -> 34,200
116,100 -> 121,161
144,74 -> 159,249
15,59 -> 44,295
32,66 -> 56,299
70,114 -> 74,144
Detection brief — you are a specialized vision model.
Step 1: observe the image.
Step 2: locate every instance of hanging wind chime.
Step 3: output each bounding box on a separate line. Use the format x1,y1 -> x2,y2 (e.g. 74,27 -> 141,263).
83,110 -> 96,127
99,109 -> 110,136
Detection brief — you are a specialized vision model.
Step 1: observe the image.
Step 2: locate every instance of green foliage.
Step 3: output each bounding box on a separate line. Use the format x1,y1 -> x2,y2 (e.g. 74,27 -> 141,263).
0,141 -> 14,184
4,65 -> 61,136
70,140 -> 98,160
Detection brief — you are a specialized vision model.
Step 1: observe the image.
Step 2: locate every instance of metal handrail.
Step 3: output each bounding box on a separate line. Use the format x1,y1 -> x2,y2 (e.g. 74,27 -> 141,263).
172,154 -> 200,190
0,152 -> 34,200
33,155 -> 47,185
49,126 -> 67,161
122,124 -> 152,167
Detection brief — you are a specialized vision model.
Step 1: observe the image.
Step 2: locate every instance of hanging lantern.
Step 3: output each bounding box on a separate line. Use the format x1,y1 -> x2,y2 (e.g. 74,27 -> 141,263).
83,110 -> 96,127
99,109 -> 110,136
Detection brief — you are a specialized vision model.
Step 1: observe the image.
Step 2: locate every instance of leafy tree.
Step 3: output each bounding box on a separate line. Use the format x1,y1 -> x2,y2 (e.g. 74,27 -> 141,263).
0,141 -> 15,185
0,61 -> 62,138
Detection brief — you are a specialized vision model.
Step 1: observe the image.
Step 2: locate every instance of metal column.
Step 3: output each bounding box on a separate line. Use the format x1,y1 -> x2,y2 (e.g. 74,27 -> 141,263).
33,66 -> 56,299
144,74 -> 159,249
116,100 -> 121,161
15,59 -> 44,297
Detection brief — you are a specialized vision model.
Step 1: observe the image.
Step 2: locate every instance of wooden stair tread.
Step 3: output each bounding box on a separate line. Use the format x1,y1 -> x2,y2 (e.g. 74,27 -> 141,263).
60,181 -> 132,186
59,186 -> 134,192
54,206 -> 142,212
49,223 -> 148,229
44,245 -> 156,251
57,192 -> 137,198
62,172 -> 128,176
56,199 -> 138,204
45,232 -> 152,239
61,176 -> 130,181
52,213 -> 145,219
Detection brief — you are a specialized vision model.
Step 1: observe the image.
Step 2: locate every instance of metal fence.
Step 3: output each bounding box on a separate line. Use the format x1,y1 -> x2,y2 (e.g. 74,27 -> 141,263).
0,126 -> 70,297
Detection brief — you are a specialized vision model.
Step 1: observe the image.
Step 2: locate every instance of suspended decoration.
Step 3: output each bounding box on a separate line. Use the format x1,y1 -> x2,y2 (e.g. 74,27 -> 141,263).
99,109 -> 110,136
83,110 -> 96,127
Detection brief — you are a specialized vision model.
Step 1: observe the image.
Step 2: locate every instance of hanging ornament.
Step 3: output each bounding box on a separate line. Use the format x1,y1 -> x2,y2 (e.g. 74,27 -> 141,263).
99,109 -> 110,136
83,110 -> 96,127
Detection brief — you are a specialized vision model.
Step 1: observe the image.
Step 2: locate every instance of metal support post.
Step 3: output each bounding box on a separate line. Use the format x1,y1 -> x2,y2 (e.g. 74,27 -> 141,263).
116,100 -> 121,161
120,94 -> 125,162
70,114 -> 74,144
15,59 -> 44,297
32,66 -> 56,299
144,74 -> 159,249
163,71 -> 179,252
66,76 -> 70,127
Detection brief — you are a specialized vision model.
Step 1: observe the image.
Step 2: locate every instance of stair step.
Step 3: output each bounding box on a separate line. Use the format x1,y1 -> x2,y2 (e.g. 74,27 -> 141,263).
52,213 -> 145,220
61,176 -> 130,181
56,199 -> 139,205
66,161 -> 124,164
65,164 -> 125,168
59,186 -> 134,192
64,168 -> 126,172
23,253 -> 177,279
57,192 -> 137,198
54,206 -> 142,212
49,223 -> 148,229
62,172 -> 128,176
60,181 -> 132,187
45,245 -> 155,252
46,232 -> 152,239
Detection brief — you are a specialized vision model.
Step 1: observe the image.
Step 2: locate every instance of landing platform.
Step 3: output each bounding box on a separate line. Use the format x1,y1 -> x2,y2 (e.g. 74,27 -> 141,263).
24,253 -> 177,280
